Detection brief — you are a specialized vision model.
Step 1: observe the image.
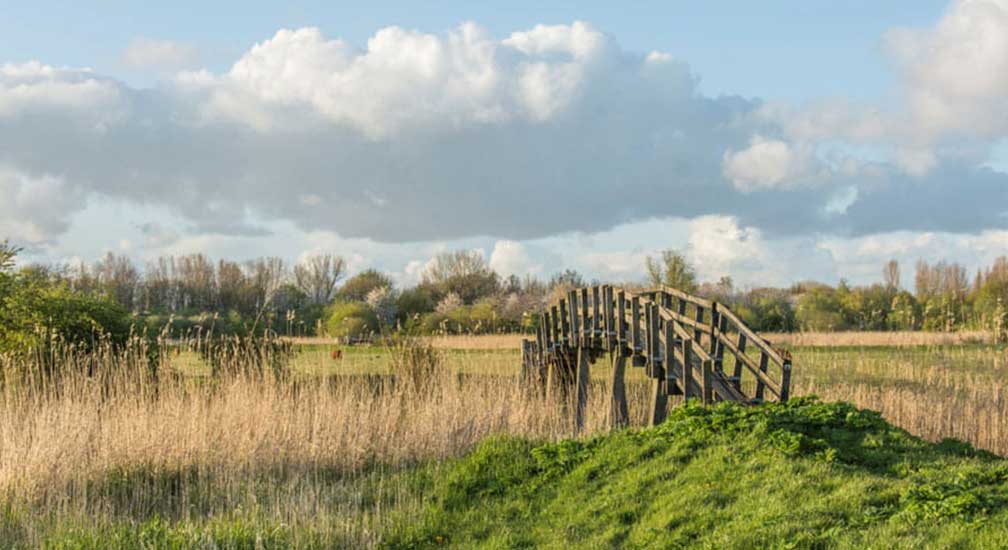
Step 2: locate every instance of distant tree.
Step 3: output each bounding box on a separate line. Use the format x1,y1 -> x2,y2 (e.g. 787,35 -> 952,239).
645,249 -> 697,292
422,250 -> 499,304
883,259 -> 900,290
548,269 -> 585,289
338,269 -> 394,302
94,253 -> 140,310
294,253 -> 346,305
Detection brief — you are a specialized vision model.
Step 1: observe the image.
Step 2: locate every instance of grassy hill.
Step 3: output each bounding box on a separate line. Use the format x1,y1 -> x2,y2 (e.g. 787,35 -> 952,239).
386,398 -> 1008,549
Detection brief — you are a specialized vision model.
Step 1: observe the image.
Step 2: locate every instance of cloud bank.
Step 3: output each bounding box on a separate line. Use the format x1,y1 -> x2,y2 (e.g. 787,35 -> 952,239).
1,4 -> 1006,288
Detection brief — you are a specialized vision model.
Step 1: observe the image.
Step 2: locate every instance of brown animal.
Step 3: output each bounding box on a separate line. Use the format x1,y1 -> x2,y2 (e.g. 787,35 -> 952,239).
331,348 -> 343,360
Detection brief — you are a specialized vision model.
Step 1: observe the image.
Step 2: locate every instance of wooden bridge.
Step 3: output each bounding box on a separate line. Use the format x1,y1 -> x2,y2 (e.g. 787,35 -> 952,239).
521,285 -> 793,430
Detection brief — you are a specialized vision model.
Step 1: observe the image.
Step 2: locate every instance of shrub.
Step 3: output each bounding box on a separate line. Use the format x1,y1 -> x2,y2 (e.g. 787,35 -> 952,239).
324,301 -> 379,341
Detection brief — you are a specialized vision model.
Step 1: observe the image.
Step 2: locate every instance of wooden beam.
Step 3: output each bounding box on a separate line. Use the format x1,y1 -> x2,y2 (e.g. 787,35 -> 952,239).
608,349 -> 629,429
575,346 -> 590,432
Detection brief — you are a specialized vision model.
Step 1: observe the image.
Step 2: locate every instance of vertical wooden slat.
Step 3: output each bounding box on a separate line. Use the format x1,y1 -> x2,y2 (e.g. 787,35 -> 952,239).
580,287 -> 590,344
567,291 -> 579,346
608,350 -> 629,429
732,332 -> 747,391
630,296 -> 642,354
709,303 -> 720,360
682,338 -> 693,400
648,374 -> 667,426
650,303 -> 661,371
714,312 -> 728,373
592,286 -> 601,342
560,298 -> 568,344
694,305 -> 705,347
755,350 -> 769,402
550,305 -> 561,347
780,360 -> 792,402
574,346 -> 590,432
663,321 -> 678,394
643,302 -> 654,377
702,359 -> 713,404
616,290 -> 626,346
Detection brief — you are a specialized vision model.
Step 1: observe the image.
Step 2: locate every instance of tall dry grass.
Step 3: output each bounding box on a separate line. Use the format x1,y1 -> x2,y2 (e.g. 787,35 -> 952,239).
0,337 -> 650,546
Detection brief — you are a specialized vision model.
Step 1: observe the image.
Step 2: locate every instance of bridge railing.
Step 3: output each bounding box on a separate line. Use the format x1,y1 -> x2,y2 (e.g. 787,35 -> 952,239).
522,285 -> 793,428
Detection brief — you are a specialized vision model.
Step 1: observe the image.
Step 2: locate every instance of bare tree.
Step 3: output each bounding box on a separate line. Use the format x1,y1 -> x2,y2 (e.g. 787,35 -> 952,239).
294,254 -> 346,305
94,253 -> 140,310
883,259 -> 900,290
422,250 -> 498,304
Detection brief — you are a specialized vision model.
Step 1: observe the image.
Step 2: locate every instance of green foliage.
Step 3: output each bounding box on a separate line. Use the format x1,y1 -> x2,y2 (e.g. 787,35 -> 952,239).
337,269 -> 394,302
386,398 -> 1008,548
644,249 -> 697,292
396,287 -> 436,326
796,285 -> 846,331
325,300 -> 379,340
1,270 -> 132,354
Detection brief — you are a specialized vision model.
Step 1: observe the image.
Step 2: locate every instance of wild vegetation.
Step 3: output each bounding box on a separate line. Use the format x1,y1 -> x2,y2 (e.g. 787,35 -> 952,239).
3,241 -> 1008,547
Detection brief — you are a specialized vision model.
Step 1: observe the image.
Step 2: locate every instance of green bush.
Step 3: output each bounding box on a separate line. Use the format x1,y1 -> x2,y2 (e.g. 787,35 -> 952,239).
325,301 -> 379,341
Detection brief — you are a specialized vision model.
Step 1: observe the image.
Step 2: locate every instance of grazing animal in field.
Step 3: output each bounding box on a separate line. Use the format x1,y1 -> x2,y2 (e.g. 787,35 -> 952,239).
331,348 -> 343,360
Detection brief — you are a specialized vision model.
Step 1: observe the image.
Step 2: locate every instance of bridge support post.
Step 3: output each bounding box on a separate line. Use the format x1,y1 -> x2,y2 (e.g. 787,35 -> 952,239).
607,349 -> 629,429
648,371 -> 667,426
574,347 -> 590,433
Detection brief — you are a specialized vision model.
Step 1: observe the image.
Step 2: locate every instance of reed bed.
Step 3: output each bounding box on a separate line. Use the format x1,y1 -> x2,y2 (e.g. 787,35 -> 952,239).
0,337 -> 650,547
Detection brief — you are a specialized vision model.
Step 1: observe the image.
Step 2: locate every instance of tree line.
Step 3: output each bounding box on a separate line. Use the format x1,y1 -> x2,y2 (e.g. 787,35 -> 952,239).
3,240 -> 1007,351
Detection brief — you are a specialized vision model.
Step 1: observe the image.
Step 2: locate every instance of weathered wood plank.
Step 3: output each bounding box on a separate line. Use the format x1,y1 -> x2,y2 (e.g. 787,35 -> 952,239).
575,346 -> 590,432
608,350 -> 629,428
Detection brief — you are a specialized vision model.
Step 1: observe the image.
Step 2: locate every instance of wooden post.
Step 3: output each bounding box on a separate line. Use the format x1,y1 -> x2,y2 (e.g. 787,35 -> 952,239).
580,287 -> 590,345
780,360 -> 792,402
648,373 -> 667,426
567,291 -> 579,346
612,290 -> 620,342
702,359 -> 713,404
644,302 -> 654,377
631,296 -> 642,355
591,286 -> 601,345
608,350 -> 629,429
550,306 -> 560,348
731,332 -> 747,391
663,321 -> 681,395
755,351 -> 769,402
682,338 -> 693,400
694,305 -> 705,347
714,312 -> 728,373
559,298 -> 569,347
709,303 -> 720,361
575,346 -> 590,432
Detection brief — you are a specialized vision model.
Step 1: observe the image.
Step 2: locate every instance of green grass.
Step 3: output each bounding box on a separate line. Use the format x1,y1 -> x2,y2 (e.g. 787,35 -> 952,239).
20,398 -> 1008,549
386,398 -> 1008,549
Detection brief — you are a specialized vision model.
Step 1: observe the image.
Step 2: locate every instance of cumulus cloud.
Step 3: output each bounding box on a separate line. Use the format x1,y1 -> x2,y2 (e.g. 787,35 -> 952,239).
122,38 -> 199,71
722,135 -> 821,191
0,165 -> 84,244
489,240 -> 542,277
1,14 -> 1007,256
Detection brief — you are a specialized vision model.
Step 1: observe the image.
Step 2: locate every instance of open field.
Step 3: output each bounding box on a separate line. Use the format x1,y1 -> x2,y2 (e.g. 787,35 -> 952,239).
1,334 -> 1006,547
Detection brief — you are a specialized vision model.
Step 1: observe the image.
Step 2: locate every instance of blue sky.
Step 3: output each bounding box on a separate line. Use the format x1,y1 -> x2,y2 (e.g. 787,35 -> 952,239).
2,0 -> 1007,287
2,1 -> 946,99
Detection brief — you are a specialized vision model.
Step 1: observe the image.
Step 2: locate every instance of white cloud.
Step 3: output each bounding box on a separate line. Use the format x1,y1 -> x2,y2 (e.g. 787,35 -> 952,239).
686,216 -> 766,281
722,135 -> 820,191
489,240 -> 542,277
0,165 -> 83,244
0,62 -> 122,119
122,38 -> 198,71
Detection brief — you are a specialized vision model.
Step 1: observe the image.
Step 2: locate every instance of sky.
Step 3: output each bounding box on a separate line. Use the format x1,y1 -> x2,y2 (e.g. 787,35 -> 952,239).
2,0 -> 1007,288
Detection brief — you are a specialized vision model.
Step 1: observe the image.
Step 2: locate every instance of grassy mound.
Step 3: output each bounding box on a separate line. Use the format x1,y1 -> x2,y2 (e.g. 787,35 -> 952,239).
387,397 -> 1008,549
